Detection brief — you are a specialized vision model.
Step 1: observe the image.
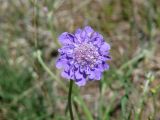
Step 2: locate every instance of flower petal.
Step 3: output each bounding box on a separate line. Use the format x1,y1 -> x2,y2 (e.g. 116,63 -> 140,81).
56,60 -> 63,69
58,32 -> 75,45
75,70 -> 83,79
56,59 -> 67,69
58,45 -> 74,56
61,70 -> 70,79
75,78 -> 86,86
84,26 -> 94,37
88,71 -> 95,79
89,69 -> 102,80
80,30 -> 87,42
100,42 -> 110,54
94,70 -> 102,80
75,29 -> 82,41
96,61 -> 109,71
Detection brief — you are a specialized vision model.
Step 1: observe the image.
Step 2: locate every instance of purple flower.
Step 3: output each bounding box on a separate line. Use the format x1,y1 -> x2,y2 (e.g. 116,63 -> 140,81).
56,26 -> 111,86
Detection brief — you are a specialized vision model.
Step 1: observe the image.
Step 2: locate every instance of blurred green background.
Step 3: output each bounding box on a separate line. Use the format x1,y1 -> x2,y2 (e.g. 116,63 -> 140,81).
0,0 -> 160,120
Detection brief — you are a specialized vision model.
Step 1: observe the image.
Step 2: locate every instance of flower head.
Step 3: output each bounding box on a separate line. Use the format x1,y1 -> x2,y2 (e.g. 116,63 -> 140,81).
56,26 -> 111,86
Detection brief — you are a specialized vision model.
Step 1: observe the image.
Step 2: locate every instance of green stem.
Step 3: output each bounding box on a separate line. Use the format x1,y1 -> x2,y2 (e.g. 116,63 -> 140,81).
68,80 -> 74,120
36,50 -> 67,91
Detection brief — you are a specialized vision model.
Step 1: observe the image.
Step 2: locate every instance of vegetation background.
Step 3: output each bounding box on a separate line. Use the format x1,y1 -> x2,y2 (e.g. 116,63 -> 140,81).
0,0 -> 160,120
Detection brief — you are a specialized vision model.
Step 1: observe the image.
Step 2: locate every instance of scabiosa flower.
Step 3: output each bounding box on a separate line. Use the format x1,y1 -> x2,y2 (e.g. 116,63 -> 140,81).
56,26 -> 111,86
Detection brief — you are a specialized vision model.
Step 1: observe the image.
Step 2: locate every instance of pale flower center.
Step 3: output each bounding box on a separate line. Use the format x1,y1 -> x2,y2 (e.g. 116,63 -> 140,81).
74,43 -> 99,66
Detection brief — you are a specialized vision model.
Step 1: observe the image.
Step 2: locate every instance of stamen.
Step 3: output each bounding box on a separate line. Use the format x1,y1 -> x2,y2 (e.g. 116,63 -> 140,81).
74,43 -> 99,66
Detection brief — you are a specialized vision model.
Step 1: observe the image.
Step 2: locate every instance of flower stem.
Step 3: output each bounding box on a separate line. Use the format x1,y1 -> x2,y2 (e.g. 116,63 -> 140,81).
68,80 -> 74,120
